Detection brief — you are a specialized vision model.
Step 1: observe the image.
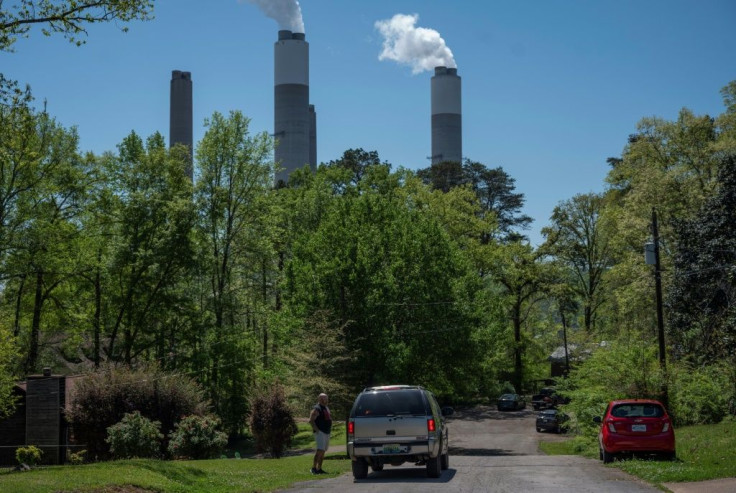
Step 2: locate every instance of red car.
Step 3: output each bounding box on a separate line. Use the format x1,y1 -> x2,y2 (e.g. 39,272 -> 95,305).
593,399 -> 676,463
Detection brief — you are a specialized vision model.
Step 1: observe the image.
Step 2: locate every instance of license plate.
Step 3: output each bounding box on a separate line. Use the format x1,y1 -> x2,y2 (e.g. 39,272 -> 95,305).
632,424 -> 647,432
383,444 -> 401,453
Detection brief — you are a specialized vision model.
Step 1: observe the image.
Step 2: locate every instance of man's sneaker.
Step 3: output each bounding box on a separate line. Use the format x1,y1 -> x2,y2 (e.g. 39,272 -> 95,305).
310,467 -> 318,475
317,469 -> 327,474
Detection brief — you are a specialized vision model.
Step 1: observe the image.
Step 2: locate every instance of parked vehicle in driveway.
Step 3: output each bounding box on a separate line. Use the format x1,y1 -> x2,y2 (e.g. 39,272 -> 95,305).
593,399 -> 676,463
497,393 -> 526,411
532,387 -> 556,410
536,409 -> 568,433
346,385 -> 451,479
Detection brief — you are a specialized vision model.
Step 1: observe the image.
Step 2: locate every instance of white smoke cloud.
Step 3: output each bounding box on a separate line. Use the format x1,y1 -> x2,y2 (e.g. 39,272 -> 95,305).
244,0 -> 305,33
375,13 -> 456,74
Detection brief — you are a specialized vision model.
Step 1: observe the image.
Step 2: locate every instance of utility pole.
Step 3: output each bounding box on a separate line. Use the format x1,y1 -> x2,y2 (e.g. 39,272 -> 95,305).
646,208 -> 668,407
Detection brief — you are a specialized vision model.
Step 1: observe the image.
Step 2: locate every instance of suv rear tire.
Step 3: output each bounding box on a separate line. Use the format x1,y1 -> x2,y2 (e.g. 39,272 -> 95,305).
352,459 -> 369,479
427,451 -> 442,478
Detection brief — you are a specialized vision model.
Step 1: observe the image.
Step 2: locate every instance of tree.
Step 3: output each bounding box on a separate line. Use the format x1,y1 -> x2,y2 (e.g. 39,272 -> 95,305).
283,163 -> 485,400
667,154 -> 736,364
101,131 -> 195,364
542,193 -> 614,333
0,0 -> 153,52
194,110 -> 276,434
417,160 -> 532,242
488,241 -> 550,392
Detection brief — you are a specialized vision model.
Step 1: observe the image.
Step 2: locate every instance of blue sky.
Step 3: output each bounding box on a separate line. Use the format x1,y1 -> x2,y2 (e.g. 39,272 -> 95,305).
2,0 -> 735,244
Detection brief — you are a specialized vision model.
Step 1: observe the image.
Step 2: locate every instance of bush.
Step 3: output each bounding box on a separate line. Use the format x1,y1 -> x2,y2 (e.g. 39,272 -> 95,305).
669,363 -> 732,426
249,384 -> 298,458
15,445 -> 42,466
168,414 -> 228,459
106,411 -> 163,459
68,449 -> 86,465
66,364 -> 210,459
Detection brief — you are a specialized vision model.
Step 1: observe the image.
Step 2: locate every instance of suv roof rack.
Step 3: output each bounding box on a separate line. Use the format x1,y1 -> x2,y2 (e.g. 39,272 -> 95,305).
363,385 -> 422,392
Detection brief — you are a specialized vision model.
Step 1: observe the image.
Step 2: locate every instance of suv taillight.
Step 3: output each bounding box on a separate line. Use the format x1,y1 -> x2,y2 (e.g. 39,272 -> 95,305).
662,421 -> 670,432
348,421 -> 354,435
606,421 -> 617,433
427,418 -> 436,432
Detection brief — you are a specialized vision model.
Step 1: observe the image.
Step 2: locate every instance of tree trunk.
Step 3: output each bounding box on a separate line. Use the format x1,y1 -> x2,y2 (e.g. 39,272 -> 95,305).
513,299 -> 523,393
26,270 -> 44,373
93,258 -> 102,368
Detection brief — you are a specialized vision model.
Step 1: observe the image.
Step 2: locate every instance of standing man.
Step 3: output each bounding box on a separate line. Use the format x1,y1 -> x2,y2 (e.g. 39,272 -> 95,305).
309,393 -> 332,474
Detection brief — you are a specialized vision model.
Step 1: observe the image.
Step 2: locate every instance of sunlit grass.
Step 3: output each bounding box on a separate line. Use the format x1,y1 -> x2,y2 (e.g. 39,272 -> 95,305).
0,453 -> 351,493
539,416 -> 736,485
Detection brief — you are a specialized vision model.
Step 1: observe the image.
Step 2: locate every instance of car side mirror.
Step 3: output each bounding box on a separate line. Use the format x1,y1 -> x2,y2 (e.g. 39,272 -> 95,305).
592,416 -> 602,424
442,406 -> 454,417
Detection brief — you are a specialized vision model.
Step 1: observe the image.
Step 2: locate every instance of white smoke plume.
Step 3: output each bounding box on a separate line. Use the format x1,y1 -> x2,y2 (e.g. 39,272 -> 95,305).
244,0 -> 305,33
375,13 -> 456,74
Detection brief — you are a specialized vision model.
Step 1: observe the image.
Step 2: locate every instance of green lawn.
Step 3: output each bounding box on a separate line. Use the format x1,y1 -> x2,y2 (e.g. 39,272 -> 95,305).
539,416 -> 736,485
0,453 -> 351,493
0,422 -> 351,493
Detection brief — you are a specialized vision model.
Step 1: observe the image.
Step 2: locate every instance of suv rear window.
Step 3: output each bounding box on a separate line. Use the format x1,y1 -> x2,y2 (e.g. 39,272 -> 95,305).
611,403 -> 664,418
354,390 -> 427,417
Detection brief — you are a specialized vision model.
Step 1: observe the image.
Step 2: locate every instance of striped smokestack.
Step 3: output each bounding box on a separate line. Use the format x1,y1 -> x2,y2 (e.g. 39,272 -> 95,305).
274,30 -> 313,185
170,70 -> 193,178
431,66 -> 462,165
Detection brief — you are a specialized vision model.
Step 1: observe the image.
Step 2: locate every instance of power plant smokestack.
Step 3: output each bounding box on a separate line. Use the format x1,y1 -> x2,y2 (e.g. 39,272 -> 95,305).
170,70 -> 193,178
431,66 -> 462,165
274,30 -> 313,184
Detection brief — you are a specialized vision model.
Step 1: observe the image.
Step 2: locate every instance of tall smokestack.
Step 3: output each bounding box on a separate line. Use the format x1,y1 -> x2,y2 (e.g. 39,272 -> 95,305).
170,70 -> 193,178
431,66 -> 462,165
309,104 -> 317,170
274,30 -> 311,185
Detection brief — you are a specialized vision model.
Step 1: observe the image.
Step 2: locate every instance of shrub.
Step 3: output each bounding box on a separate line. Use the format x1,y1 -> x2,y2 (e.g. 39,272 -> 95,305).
68,449 -> 87,465
249,383 -> 298,458
66,364 -> 209,459
106,411 -> 163,459
168,414 -> 228,459
669,363 -> 731,426
16,445 -> 42,466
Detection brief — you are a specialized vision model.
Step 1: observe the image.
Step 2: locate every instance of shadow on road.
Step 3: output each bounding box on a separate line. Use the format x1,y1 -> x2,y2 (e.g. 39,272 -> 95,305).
355,467 -> 458,483
449,446 -> 526,456
449,405 -> 535,422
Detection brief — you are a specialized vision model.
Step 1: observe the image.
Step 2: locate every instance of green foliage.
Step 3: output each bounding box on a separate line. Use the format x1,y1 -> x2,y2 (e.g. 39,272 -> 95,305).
558,338 -> 664,436
0,326 -> 19,419
167,414 -> 228,460
0,0 -> 154,52
0,453 -> 353,492
669,363 -> 732,426
106,411 -> 163,459
667,154 -> 736,363
194,110 -> 275,436
65,365 -> 209,459
67,449 -> 86,465
15,445 -> 42,466
248,384 -> 298,458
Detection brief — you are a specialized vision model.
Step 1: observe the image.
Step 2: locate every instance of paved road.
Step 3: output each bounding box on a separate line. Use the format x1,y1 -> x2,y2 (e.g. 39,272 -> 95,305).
280,406 -> 659,493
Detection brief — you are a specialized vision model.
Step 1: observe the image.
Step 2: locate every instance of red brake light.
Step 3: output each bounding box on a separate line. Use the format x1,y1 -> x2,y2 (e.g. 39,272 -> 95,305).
348,421 -> 354,434
427,418 -> 436,432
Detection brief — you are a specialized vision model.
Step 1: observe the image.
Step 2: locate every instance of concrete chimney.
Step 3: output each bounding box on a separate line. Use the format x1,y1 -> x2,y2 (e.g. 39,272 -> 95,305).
274,30 -> 312,185
431,66 -> 462,165
170,70 -> 193,179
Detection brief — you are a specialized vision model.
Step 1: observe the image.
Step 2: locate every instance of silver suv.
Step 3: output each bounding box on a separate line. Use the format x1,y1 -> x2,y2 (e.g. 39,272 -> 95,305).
346,385 -> 451,479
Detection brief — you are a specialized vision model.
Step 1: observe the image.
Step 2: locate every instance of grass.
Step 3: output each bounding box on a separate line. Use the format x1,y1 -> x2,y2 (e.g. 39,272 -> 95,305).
539,416 -> 736,486
0,422 -> 351,493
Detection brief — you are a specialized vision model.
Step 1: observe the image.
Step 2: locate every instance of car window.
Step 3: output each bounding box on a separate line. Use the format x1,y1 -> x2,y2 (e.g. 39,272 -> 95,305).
611,404 -> 664,418
540,410 -> 556,416
355,390 -> 426,417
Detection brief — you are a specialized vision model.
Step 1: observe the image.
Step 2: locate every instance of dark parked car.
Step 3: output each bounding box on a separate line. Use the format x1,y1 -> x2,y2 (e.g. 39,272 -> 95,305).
593,399 -> 676,463
497,393 -> 526,411
536,409 -> 568,433
532,387 -> 556,410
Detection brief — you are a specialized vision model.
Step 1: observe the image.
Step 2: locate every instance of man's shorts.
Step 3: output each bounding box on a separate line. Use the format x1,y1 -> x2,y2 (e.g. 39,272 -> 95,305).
315,430 -> 330,451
